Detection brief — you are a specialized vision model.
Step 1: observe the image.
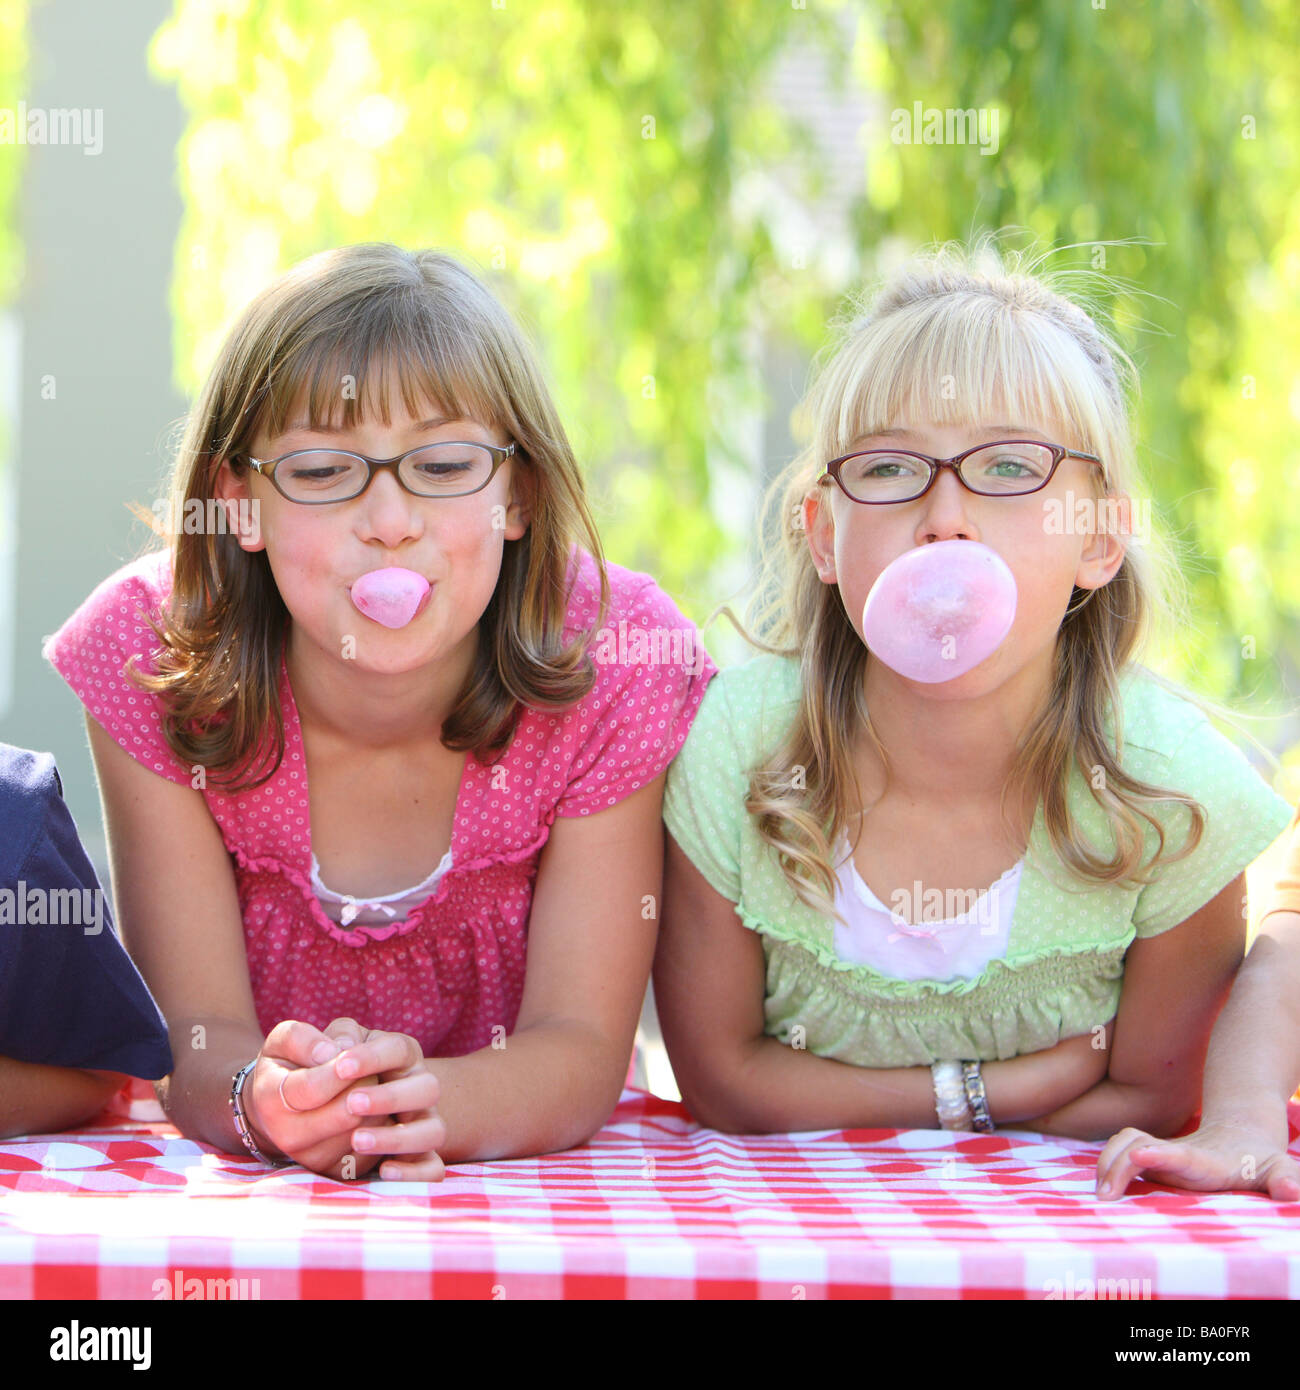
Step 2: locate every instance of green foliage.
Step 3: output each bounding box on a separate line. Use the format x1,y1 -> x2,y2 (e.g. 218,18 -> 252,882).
0,0 -> 26,308
150,0 -> 844,613
856,0 -> 1300,720
150,0 -> 1299,747
0,0 -> 28,487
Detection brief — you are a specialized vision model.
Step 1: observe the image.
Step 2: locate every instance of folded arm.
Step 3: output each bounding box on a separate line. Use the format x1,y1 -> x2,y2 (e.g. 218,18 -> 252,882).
655,832 -> 1110,1134
1021,874 -> 1247,1142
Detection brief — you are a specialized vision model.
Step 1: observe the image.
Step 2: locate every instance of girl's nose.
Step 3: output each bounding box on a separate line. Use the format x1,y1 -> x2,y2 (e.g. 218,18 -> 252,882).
914,468 -> 978,544
356,467 -> 424,540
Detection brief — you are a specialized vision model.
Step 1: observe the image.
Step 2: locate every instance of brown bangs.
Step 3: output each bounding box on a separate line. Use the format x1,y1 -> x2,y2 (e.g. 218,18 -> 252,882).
253,289 -> 509,447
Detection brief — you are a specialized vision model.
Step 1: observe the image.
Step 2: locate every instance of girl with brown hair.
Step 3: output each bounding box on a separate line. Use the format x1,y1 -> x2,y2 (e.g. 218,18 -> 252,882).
45,243 -> 716,1180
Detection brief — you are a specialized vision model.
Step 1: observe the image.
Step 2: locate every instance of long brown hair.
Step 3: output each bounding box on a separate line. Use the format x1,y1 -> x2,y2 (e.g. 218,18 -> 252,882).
127,243 -> 608,791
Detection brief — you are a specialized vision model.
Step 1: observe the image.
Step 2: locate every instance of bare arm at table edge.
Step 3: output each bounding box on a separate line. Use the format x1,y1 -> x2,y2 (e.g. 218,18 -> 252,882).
654,831 -> 1112,1134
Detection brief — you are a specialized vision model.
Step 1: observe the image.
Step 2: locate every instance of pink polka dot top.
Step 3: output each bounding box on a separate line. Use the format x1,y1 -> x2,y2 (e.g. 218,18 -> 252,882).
42,546 -> 717,1058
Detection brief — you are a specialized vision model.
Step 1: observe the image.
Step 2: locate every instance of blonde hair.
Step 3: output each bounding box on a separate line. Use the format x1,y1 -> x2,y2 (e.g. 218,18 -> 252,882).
127,243 -> 608,790
725,236 -> 1207,922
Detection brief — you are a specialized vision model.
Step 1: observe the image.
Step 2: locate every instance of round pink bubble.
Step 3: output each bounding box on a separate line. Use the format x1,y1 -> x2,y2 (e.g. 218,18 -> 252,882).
348,567 -> 431,629
861,540 -> 1017,683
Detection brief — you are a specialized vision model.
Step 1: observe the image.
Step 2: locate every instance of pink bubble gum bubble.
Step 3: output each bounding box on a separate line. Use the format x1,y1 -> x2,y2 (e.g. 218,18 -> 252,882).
349,567 -> 431,629
861,540 -> 1017,683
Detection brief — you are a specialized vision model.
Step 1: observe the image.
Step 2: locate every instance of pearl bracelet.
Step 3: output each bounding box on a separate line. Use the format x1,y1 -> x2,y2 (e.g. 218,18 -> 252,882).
931,1059 -> 973,1130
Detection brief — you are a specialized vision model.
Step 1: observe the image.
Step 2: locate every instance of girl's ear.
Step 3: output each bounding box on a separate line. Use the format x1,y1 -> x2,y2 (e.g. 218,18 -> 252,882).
1074,490 -> 1132,592
212,458 -> 267,552
501,454 -> 534,540
803,483 -> 838,584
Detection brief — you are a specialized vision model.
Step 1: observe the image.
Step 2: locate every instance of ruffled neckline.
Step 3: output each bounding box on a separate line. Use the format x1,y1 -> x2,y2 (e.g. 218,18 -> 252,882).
844,852 -> 1025,927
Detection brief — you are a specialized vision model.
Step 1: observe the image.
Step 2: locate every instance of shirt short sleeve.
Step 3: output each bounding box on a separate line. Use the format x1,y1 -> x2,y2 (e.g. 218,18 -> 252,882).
0,744 -> 173,1078
662,670 -> 747,904
41,552 -> 193,787
1131,709 -> 1294,939
553,577 -> 718,818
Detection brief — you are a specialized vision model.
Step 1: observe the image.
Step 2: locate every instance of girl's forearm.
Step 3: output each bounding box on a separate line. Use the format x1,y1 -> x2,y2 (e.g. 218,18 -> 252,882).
1029,915 -> 1300,1146
682,1034 -> 1099,1135
1018,1078 -> 1189,1141
154,1017 -> 275,1157
719,1036 -> 937,1132
1197,916 -> 1300,1137
427,1019 -> 632,1164
0,1056 -> 127,1139
981,1039 -> 1107,1125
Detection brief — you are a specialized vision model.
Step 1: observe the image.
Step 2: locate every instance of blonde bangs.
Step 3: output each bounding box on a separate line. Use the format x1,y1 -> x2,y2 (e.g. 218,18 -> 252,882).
819,293 -> 1127,484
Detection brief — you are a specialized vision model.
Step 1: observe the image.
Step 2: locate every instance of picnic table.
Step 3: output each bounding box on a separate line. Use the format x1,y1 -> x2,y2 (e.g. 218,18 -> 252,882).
2,1080 -> 1298,1300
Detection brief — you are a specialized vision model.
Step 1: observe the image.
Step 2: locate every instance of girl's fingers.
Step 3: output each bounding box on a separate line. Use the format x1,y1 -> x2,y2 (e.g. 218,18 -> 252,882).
278,1038 -> 415,1112
322,1017 -> 367,1051
345,1073 -> 440,1119
299,1133 -> 391,1182
1095,1128 -> 1153,1197
1265,1162 -> 1300,1202
331,1031 -> 423,1084
378,1152 -> 447,1183
274,1056 -> 360,1114
1098,1133 -> 1287,1200
263,1019 -> 344,1070
258,1077 -> 397,1159
351,1114 -> 445,1158
261,1025 -> 429,1149
1097,1133 -> 1188,1199
1098,1121 -> 1300,1203
1111,1142 -> 1201,1188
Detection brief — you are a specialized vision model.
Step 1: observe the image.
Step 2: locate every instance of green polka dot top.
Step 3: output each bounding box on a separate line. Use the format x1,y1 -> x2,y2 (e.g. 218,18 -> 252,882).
663,653 -> 1293,1066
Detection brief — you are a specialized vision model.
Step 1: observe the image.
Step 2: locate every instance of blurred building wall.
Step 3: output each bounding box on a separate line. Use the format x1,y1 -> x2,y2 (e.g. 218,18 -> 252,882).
0,0 -> 185,884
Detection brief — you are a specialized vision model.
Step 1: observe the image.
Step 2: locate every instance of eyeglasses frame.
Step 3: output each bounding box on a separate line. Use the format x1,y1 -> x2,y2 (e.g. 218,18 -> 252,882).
821,439 -> 1104,504
241,440 -> 517,504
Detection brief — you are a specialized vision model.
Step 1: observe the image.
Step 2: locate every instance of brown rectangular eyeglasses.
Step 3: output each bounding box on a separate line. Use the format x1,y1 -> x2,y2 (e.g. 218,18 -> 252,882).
823,439 -> 1104,504
242,441 -> 515,504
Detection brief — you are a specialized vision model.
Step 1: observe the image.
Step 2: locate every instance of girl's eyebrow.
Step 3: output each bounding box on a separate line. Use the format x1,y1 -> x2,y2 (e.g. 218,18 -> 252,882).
866,424 -> 1048,441
977,424 -> 1048,439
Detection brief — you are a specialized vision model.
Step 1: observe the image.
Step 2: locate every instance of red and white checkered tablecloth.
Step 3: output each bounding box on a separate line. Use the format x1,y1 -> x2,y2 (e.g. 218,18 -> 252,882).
2,1084 -> 1298,1299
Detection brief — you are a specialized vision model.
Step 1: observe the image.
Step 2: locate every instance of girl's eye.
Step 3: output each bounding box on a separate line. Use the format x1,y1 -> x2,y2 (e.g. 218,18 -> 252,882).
970,444 -> 1053,480
850,453 -> 926,479
413,461 -> 472,477
289,465 -> 348,481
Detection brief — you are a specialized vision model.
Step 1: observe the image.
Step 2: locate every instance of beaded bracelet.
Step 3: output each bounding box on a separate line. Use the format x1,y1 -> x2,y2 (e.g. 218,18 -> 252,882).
930,1059 -> 973,1130
961,1060 -> 995,1133
230,1059 -> 288,1166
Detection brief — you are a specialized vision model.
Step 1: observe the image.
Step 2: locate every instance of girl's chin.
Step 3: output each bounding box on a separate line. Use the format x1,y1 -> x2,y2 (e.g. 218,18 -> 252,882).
866,655 -> 1011,696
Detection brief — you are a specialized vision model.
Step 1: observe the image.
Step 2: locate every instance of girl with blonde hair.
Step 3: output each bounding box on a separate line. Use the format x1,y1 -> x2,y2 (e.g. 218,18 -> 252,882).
657,238 -> 1291,1146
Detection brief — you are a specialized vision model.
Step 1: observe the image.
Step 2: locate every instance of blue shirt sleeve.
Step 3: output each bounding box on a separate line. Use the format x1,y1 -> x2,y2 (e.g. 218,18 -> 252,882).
0,742 -> 173,1077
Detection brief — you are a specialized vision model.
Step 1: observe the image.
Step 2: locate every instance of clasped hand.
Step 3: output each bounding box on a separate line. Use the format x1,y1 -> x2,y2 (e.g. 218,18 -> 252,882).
242,1017 -> 446,1181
